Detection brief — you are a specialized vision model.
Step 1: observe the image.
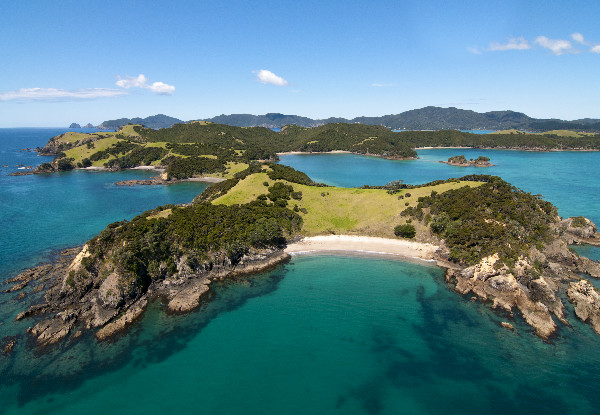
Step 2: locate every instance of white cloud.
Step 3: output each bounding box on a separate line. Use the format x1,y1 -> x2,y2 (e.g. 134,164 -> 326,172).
489,37 -> 531,51
535,36 -> 576,55
591,45 -> 600,53
253,69 -> 288,86
467,47 -> 482,55
0,87 -> 126,102
116,74 -> 175,95
571,33 -> 586,44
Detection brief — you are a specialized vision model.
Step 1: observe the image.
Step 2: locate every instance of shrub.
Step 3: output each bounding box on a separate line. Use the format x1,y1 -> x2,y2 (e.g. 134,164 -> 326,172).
394,224 -> 416,239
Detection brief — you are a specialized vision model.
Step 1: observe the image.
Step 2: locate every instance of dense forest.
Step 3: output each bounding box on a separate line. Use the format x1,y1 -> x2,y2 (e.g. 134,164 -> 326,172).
401,175 -> 558,266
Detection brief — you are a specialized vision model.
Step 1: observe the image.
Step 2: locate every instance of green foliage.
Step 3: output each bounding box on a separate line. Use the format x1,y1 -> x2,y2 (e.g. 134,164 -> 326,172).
89,141 -> 140,161
67,271 -> 75,287
266,163 -> 315,185
85,201 -> 303,290
394,224 -> 416,238
106,147 -> 168,168
267,182 -> 295,206
448,155 -> 468,163
56,157 -> 75,171
571,216 -> 588,228
402,175 -> 557,266
164,156 -> 226,180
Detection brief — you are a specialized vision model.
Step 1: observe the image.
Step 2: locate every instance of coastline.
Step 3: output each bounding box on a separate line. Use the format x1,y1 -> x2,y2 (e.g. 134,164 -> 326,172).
285,235 -> 439,262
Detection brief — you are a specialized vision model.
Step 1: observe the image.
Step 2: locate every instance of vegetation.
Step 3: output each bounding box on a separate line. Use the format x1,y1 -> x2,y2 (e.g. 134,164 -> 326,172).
164,156 -> 226,180
79,201 -> 302,292
210,165 -> 482,237
448,155 -> 468,164
394,224 -> 416,238
401,175 -> 557,266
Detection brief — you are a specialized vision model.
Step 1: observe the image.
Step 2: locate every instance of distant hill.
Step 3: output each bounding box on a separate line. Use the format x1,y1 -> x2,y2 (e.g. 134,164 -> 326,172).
202,107 -> 600,131
97,108 -> 600,132
98,114 -> 183,130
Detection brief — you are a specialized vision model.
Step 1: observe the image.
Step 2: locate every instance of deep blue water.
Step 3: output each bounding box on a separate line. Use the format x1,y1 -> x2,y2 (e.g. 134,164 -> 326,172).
1,130 -> 600,414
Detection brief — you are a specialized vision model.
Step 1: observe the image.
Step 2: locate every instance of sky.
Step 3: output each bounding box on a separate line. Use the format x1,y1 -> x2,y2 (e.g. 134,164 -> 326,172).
1,0 -> 599,126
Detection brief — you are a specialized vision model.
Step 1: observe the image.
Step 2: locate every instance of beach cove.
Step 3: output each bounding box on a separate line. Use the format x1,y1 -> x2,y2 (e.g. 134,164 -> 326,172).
2,129 -> 600,414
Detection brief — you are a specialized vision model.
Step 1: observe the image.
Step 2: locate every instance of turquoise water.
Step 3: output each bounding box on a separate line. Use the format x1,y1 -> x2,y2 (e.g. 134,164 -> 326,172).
2,130 -> 600,414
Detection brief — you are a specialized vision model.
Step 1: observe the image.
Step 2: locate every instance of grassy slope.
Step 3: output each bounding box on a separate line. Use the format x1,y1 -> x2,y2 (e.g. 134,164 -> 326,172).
64,137 -> 120,166
213,172 -> 482,238
491,129 -> 595,137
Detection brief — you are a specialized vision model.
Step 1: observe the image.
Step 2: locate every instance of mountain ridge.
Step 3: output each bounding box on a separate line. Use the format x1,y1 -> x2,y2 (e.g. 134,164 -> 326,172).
93,107 -> 600,131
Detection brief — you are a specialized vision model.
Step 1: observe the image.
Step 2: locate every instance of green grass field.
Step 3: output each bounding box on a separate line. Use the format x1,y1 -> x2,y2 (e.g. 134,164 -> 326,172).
213,170 -> 482,238
491,129 -> 595,138
64,137 -> 120,165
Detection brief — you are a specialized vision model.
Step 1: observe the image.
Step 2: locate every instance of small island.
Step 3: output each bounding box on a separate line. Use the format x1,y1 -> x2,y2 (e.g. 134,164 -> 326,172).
443,155 -> 494,167
5,163 -> 600,349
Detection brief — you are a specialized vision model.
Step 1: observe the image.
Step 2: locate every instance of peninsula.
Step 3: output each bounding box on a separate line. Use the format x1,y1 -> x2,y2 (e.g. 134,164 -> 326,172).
6,163 -> 600,349
15,121 -> 600,182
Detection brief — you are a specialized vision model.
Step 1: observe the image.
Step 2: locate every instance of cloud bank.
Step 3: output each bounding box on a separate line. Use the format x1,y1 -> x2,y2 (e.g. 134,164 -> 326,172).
254,69 -> 288,86
0,87 -> 126,102
116,74 -> 175,94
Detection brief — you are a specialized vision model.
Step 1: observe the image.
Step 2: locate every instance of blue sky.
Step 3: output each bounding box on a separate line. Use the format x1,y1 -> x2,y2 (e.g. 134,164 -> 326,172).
1,0 -> 599,126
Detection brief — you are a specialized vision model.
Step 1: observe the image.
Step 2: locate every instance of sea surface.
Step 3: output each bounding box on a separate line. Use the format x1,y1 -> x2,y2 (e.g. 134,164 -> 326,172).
1,129 -> 600,414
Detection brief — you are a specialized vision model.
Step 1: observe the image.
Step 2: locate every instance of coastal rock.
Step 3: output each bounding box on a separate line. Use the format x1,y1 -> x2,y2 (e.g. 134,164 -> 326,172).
446,253 -> 562,338
3,280 -> 28,293
1,337 -> 17,355
575,256 -> 600,279
560,217 -> 600,245
96,297 -> 148,340
167,279 -> 211,313
98,272 -> 126,308
500,322 -> 515,331
515,296 -> 556,338
28,315 -> 76,346
567,280 -> 600,334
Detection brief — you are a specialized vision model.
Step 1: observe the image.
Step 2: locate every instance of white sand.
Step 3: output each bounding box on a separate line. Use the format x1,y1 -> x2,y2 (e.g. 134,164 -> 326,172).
276,150 -> 352,156
285,235 -> 439,261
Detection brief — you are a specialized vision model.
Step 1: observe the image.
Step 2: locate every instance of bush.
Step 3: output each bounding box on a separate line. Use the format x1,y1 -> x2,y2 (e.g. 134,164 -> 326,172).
394,224 -> 416,238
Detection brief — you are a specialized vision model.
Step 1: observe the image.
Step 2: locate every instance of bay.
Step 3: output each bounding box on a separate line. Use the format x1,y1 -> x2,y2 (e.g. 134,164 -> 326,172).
2,130 -> 600,414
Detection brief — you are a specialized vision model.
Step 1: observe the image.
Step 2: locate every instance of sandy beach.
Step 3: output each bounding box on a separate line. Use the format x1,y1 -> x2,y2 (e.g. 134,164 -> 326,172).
285,235 -> 439,261
276,150 -> 352,156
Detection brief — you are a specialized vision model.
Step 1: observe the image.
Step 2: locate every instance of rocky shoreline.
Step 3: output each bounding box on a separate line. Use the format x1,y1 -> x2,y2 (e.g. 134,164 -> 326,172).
6,246 -> 290,348
5,216 -> 600,350
438,217 -> 600,339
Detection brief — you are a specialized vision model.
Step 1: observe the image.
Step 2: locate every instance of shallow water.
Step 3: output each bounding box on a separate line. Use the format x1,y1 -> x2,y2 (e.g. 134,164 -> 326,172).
2,130 -> 600,414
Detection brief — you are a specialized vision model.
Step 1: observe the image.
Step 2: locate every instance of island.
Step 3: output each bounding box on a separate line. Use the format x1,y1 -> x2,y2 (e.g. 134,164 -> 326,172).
443,155 -> 494,167
14,121 -> 600,182
5,162 -> 600,350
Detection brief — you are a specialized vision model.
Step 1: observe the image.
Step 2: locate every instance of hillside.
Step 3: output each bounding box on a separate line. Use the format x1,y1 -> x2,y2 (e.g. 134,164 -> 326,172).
94,107 -> 600,131
27,121 -> 600,180
11,164 -> 600,346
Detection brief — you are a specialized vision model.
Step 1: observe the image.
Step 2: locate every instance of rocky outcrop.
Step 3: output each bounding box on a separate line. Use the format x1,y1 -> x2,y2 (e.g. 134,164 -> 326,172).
96,297 -> 148,340
568,280 -> 600,334
561,217 -> 600,245
440,216 -> 600,339
12,246 -> 290,347
167,279 -> 211,313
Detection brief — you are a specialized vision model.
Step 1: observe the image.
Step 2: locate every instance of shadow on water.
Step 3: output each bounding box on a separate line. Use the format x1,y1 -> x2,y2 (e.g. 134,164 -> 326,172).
3,266 -> 289,409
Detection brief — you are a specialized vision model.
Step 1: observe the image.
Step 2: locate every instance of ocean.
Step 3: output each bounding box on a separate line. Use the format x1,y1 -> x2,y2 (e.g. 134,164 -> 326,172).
1,128 -> 600,414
